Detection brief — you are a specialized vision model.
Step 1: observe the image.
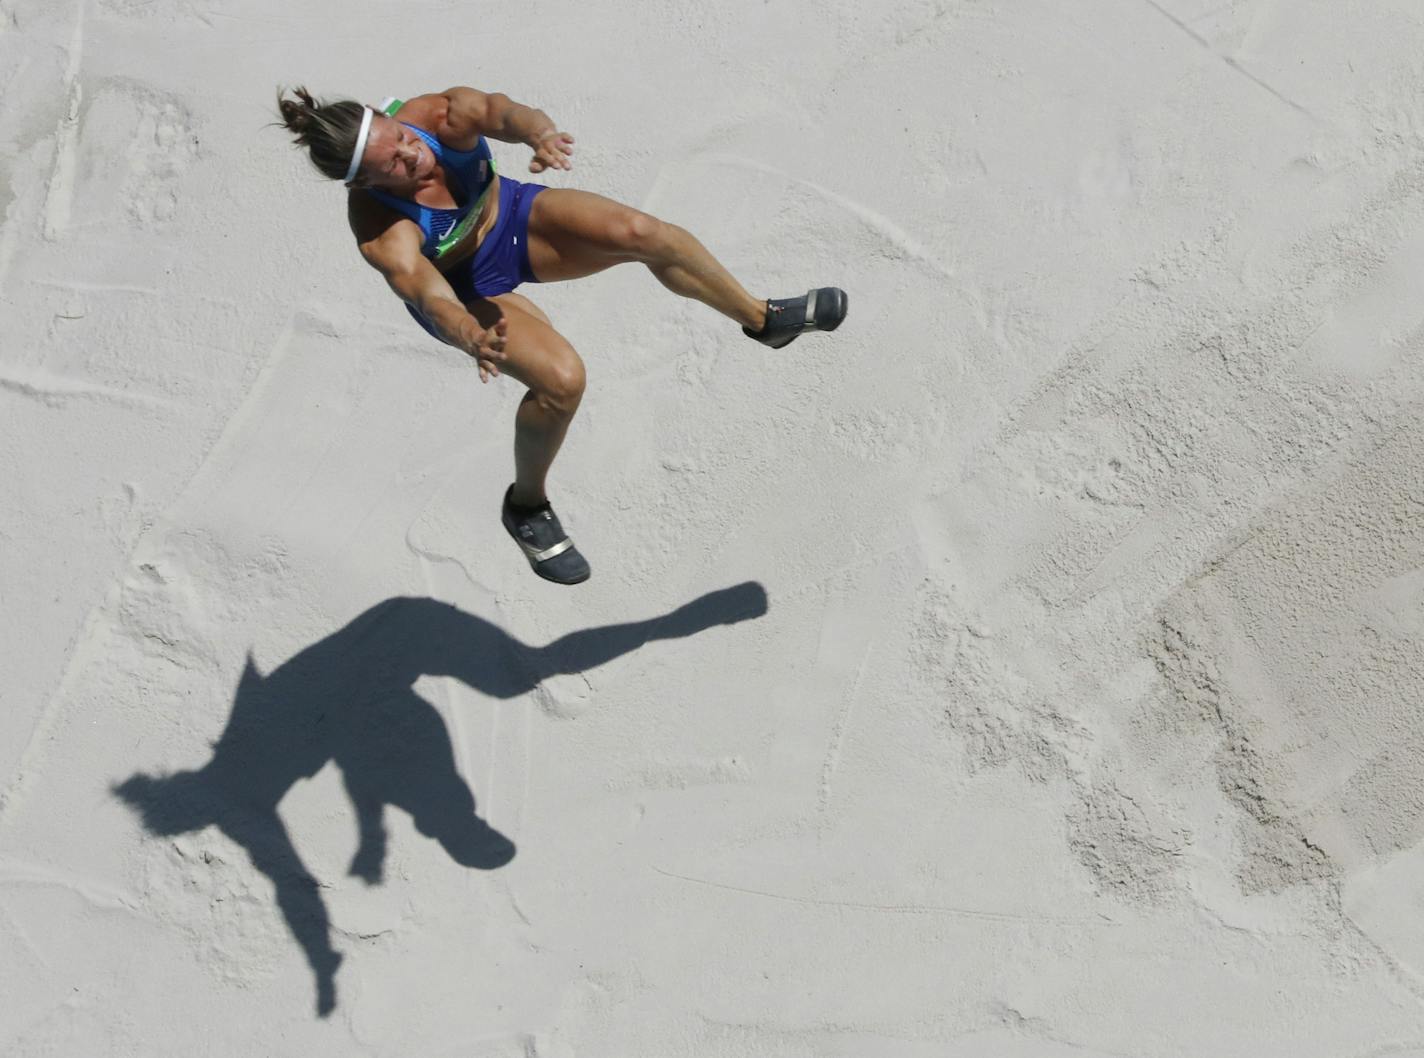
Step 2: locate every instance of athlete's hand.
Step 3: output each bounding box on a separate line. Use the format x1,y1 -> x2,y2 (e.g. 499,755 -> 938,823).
529,130 -> 574,173
460,314 -> 508,383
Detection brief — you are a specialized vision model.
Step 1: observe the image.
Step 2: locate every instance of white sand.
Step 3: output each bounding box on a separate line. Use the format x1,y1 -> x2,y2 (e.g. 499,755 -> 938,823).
6,0 -> 1424,1053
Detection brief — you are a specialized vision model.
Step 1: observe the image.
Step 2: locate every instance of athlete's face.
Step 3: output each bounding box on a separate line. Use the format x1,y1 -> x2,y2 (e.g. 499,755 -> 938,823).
359,115 -> 434,188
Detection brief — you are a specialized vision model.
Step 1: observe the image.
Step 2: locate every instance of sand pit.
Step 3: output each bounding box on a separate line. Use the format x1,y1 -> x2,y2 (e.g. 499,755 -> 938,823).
6,0 -> 1424,1053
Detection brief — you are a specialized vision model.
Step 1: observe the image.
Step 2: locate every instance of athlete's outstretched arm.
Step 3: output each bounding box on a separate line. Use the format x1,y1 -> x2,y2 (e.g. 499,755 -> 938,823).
347,198 -> 509,381
441,86 -> 574,173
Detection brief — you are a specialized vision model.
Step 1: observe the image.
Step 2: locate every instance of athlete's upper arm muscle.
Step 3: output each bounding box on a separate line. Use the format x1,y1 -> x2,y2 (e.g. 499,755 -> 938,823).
440,86 -> 515,141
348,196 -> 461,314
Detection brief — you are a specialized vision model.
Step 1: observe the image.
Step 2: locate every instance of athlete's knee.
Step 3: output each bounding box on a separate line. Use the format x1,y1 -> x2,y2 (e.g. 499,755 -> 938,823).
536,350 -> 586,415
613,210 -> 672,260
549,355 -> 587,407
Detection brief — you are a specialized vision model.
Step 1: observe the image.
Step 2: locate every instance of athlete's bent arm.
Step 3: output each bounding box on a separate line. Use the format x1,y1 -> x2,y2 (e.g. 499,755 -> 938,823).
441,86 -> 573,172
352,206 -> 508,381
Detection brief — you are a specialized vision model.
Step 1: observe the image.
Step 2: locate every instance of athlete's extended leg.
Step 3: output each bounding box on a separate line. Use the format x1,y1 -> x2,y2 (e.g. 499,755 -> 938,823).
524,188 -> 847,347
525,189 -> 767,330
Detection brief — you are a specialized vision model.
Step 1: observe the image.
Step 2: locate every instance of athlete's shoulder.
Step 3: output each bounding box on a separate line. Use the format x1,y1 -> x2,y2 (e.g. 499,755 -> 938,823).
434,87 -> 500,146
384,92 -> 448,130
384,89 -> 488,151
347,187 -> 409,246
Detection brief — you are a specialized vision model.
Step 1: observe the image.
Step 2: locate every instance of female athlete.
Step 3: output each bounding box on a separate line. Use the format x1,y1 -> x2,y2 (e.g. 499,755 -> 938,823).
277,86 -> 847,584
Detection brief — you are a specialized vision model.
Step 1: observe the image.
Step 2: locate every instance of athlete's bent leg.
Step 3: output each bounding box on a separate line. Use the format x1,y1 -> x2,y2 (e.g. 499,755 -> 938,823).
466,293 -> 586,509
525,188 -> 768,331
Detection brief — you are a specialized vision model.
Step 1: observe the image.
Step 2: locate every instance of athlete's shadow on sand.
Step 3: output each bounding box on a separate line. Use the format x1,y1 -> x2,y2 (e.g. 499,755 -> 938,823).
113,584 -> 767,1017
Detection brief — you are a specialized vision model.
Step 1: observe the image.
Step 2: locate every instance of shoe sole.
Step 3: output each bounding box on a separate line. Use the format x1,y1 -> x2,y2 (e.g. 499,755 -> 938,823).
820,288 -> 848,332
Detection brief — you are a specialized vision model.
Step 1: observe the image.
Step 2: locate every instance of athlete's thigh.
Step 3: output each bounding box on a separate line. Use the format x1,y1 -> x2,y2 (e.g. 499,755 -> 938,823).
464,293 -> 581,393
524,187 -> 650,282
492,289 -> 552,327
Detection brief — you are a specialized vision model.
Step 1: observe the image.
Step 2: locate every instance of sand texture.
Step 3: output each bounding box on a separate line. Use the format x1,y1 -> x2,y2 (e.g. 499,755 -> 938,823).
6,0 -> 1424,1054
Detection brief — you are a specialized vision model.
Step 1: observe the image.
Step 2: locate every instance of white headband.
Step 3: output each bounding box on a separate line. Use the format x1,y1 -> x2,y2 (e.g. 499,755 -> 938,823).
343,106 -> 375,184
